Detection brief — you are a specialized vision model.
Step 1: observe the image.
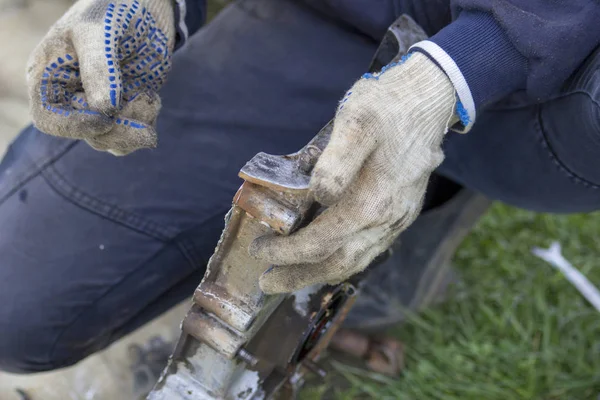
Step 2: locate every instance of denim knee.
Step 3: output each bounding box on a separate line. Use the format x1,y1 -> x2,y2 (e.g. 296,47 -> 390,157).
0,282 -> 81,374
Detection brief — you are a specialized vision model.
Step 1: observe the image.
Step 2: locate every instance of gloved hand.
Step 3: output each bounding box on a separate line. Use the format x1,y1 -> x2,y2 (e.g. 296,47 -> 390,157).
27,0 -> 175,155
250,53 -> 457,294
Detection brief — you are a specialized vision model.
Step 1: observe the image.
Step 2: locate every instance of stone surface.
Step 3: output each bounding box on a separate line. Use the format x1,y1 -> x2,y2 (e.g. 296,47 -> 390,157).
0,302 -> 187,400
0,0 -> 74,155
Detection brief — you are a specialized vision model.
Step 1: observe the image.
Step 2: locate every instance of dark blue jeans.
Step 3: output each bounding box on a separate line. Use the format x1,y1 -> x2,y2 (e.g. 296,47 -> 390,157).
1,0 -> 599,373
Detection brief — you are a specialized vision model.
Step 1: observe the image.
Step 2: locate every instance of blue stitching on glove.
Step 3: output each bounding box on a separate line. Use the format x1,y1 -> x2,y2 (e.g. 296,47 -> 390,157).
337,54 -> 413,111
263,266 -> 275,275
40,56 -> 100,117
338,90 -> 352,111
455,99 -> 471,126
39,0 -> 171,131
362,53 -> 413,81
105,3 -> 118,106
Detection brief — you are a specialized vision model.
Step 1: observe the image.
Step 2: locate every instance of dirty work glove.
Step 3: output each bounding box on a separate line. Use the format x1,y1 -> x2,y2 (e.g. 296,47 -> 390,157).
27,0 -> 175,155
250,53 -> 457,294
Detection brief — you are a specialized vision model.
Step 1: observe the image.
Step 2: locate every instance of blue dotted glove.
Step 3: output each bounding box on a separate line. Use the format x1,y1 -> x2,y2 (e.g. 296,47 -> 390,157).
27,0 -> 175,155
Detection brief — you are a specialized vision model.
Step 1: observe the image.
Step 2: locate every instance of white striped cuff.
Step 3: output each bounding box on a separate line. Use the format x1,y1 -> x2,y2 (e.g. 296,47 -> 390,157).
410,40 -> 476,133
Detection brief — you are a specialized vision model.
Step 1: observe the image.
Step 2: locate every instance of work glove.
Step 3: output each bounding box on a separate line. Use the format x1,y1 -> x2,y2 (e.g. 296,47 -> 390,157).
27,0 -> 175,155
250,53 -> 457,294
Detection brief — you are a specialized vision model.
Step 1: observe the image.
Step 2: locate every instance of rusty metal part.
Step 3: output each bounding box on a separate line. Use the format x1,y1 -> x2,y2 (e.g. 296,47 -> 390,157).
330,329 -> 405,376
302,360 -> 327,379
237,349 -> 260,367
329,329 -> 370,358
366,337 -> 404,376
147,15 -> 427,400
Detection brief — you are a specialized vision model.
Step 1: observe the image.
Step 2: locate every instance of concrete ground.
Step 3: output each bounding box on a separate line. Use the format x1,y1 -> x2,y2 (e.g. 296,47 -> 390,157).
0,1 -> 187,398
0,303 -> 187,400
0,0 -> 70,154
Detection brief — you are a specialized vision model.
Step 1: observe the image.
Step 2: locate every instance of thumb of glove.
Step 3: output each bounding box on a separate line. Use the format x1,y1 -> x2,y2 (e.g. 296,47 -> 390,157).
85,90 -> 161,155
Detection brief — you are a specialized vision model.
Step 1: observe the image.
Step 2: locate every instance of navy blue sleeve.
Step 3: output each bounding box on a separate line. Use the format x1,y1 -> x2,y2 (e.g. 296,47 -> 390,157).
173,0 -> 207,51
412,0 -> 600,131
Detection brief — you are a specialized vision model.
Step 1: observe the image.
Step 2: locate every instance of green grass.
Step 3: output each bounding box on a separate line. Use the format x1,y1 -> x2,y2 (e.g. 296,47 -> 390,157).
304,204 -> 600,399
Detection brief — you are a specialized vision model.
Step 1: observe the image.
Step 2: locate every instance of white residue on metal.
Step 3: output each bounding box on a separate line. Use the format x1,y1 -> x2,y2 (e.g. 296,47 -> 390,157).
533,241 -> 600,313
203,291 -> 235,311
228,369 -> 261,400
149,358 -> 209,400
99,244 -> 105,250
259,220 -> 271,229
292,284 -> 324,317
201,291 -> 247,325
